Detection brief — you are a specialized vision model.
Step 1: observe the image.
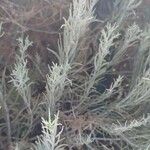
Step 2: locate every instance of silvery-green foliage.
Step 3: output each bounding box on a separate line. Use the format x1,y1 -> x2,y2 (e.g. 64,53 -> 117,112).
0,22 -> 4,37
140,25 -> 150,52
33,111 -> 65,150
123,23 -> 142,47
94,23 -> 120,73
110,115 -> 150,134
10,36 -> 32,92
15,144 -> 19,150
106,24 -> 150,149
113,0 -> 142,25
105,75 -> 123,96
145,145 -> 150,150
46,0 -> 98,114
84,23 -> 120,97
112,23 -> 142,65
108,114 -> 150,149
116,25 -> 150,109
1,0 -> 150,149
84,75 -> 123,113
58,0 -> 97,64
45,63 -> 71,113
116,69 -> 150,109
10,36 -> 33,108
132,24 -> 150,82
68,131 -> 94,149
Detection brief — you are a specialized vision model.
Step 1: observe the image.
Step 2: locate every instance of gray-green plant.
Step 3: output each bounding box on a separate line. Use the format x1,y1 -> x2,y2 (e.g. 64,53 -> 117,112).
10,36 -> 33,110
1,0 -> 150,150
33,110 -> 65,150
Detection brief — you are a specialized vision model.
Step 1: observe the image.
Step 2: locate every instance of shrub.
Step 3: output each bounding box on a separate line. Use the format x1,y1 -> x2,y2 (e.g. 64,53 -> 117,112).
0,0 -> 150,150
